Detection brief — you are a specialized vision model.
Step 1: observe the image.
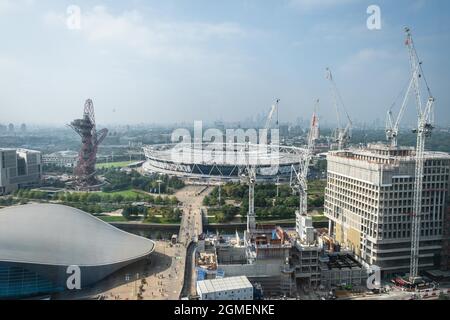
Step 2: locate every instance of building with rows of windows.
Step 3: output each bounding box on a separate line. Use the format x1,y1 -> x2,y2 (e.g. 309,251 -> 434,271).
0,148 -> 42,195
324,144 -> 450,277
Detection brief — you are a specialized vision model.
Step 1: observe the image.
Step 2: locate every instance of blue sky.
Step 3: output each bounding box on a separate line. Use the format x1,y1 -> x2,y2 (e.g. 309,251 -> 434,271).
0,0 -> 449,126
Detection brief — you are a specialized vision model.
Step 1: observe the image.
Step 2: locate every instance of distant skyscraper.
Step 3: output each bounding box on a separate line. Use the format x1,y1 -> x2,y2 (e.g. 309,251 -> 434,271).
8,124 -> 14,132
20,124 -> 27,133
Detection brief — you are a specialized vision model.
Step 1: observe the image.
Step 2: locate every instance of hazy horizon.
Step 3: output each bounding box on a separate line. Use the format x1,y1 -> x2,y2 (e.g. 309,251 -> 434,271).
1,0 -> 449,126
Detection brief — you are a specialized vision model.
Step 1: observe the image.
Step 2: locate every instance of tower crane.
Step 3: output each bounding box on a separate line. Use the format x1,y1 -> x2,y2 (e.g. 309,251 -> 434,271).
405,27 -> 435,283
385,63 -> 421,147
241,143 -> 257,234
326,68 -> 352,150
264,99 -> 280,144
290,100 -> 320,236
242,99 -> 281,234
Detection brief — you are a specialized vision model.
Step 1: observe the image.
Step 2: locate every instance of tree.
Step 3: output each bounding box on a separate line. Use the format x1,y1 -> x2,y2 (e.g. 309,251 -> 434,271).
155,196 -> 163,205
58,193 -> 66,202
122,207 -> 131,220
87,193 -> 101,203
71,193 -> 80,202
223,205 -> 239,222
102,194 -> 111,203
215,212 -> 226,223
113,194 -> 124,203
169,197 -> 178,206
80,193 -> 89,203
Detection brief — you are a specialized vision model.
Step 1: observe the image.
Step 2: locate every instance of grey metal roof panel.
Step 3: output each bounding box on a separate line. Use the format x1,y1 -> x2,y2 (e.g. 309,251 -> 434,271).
0,204 -> 155,266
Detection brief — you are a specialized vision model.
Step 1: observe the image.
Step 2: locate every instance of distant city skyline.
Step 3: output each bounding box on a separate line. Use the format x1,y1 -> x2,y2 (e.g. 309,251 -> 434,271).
0,0 -> 449,126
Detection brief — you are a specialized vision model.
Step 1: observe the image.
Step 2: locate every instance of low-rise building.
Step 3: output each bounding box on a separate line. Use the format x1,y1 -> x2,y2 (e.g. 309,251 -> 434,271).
42,151 -> 78,168
196,276 -> 253,300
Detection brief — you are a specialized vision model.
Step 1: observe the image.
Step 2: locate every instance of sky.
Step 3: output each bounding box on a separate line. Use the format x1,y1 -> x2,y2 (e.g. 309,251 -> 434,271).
0,0 -> 449,126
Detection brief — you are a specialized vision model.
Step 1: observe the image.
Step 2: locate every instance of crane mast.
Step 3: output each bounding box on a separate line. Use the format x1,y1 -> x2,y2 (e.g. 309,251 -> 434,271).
291,100 -> 320,235
265,99 -> 280,130
241,143 -> 257,234
326,68 -> 352,150
405,27 -> 435,283
243,99 -> 281,234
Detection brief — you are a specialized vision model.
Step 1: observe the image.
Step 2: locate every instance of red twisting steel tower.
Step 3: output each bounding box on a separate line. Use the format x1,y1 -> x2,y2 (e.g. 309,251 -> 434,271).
69,99 -> 108,187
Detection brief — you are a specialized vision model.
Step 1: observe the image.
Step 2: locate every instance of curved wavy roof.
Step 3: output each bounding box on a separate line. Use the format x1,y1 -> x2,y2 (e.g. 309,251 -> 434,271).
0,204 -> 155,266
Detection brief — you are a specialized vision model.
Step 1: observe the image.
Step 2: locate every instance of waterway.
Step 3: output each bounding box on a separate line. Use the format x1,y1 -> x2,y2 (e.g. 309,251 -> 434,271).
112,221 -> 328,239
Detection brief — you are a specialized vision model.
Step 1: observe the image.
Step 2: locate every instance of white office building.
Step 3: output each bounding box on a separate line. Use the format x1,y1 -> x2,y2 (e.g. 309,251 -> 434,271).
196,276 -> 253,300
324,144 -> 450,276
0,148 -> 42,195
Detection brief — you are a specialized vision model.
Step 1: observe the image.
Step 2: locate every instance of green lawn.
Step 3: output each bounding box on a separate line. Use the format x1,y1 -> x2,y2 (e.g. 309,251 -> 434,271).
98,189 -> 143,198
96,161 -> 134,169
97,216 -> 128,222
69,189 -> 145,199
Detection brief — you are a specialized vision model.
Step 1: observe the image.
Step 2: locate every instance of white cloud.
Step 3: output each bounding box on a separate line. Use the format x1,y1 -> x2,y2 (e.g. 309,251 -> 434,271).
44,6 -> 246,61
288,0 -> 360,12
0,0 -> 34,15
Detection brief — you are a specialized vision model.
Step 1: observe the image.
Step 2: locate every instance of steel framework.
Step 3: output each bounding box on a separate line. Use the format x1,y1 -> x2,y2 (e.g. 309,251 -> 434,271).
326,68 -> 352,150
290,100 -> 320,236
69,99 -> 108,187
405,27 -> 435,282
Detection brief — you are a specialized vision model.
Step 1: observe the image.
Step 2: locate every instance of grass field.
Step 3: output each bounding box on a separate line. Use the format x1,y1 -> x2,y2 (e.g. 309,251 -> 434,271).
70,189 -> 146,198
97,216 -> 128,223
96,161 -> 134,169
99,189 -> 144,198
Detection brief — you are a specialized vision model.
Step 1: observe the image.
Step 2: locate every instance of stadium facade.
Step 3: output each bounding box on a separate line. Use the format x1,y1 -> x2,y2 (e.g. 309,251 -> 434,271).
143,143 -> 305,182
0,204 -> 155,299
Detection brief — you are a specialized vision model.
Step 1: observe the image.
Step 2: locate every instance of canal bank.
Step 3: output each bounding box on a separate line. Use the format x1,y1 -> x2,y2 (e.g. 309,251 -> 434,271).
111,221 -> 329,239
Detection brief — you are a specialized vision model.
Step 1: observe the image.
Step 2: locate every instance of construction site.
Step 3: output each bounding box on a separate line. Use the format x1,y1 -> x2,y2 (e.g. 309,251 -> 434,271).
190,27 -> 450,299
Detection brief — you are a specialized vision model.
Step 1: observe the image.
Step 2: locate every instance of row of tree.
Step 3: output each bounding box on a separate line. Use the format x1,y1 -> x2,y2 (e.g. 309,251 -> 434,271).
102,169 -> 185,194
203,182 -> 325,210
14,189 -> 179,206
121,205 -> 182,224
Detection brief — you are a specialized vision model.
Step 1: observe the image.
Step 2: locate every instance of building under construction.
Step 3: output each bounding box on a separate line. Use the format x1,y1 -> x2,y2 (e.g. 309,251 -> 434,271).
325,144 -> 450,277
69,99 -> 108,190
196,224 -> 368,297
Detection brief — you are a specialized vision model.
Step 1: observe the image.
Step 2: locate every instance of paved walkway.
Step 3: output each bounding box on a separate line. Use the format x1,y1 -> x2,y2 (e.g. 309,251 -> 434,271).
55,185 -> 213,300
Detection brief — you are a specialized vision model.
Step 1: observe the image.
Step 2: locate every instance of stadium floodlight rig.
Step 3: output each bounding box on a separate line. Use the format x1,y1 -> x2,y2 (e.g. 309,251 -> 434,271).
326,68 -> 352,150
290,100 -> 319,236
69,99 -> 109,189
404,27 -> 435,284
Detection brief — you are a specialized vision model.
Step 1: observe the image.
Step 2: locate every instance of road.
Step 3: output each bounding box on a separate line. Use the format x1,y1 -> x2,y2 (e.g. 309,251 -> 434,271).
175,185 -> 212,298
175,185 -> 211,246
180,242 -> 197,298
